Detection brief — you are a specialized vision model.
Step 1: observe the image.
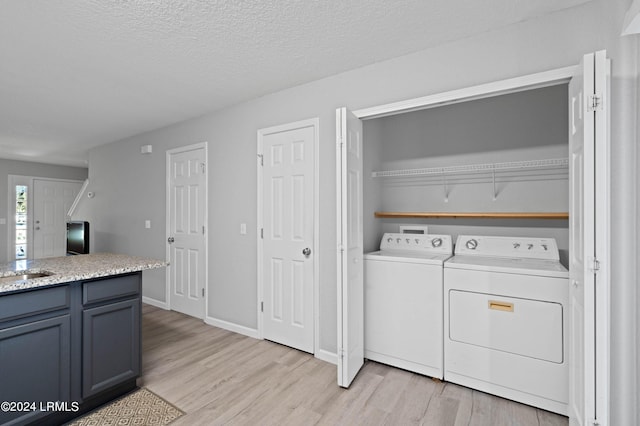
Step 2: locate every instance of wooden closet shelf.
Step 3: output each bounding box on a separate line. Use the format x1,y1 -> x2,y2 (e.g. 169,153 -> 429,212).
374,212 -> 569,219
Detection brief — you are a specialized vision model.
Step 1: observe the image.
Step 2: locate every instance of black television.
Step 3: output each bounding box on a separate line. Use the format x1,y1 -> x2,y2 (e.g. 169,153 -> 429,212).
67,221 -> 90,255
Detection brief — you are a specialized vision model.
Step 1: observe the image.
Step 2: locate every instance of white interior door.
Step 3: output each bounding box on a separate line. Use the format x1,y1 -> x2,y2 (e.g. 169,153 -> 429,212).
336,107 -> 364,388
569,50 -> 609,426
167,144 -> 207,319
259,120 -> 316,353
33,179 -> 83,258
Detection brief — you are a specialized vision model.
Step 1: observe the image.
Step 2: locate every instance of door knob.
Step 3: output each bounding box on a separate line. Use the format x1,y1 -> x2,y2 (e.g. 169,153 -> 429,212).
168,237 -> 175,244
302,247 -> 311,256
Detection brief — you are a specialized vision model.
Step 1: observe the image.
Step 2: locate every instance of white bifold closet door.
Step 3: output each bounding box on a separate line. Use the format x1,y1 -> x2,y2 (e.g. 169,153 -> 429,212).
336,107 -> 364,388
568,50 -> 609,426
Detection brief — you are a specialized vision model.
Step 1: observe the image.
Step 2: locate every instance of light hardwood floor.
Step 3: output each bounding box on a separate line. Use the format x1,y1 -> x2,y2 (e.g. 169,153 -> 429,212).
140,304 -> 568,426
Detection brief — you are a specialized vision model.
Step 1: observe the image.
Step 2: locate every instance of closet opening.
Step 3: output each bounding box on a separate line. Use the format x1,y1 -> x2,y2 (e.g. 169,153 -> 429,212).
362,83 -> 570,265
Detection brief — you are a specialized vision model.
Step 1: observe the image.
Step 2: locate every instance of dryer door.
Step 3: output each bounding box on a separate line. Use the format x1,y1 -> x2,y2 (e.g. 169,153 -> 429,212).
449,290 -> 563,363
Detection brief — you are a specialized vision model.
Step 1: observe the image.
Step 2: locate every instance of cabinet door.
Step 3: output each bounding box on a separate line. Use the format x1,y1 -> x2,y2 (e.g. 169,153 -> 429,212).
82,299 -> 140,399
0,315 -> 71,426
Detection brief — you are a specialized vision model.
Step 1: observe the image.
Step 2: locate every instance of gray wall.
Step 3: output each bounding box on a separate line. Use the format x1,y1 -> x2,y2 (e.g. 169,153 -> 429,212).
76,3 -> 640,422
79,0 -> 603,356
600,0 -> 640,424
0,159 -> 88,262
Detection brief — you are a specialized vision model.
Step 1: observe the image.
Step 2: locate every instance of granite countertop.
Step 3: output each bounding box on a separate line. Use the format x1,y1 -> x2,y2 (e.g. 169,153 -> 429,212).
0,253 -> 166,294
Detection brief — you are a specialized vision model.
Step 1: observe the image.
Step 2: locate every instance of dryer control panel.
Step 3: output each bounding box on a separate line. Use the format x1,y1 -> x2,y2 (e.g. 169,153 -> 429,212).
379,233 -> 453,254
454,235 -> 560,261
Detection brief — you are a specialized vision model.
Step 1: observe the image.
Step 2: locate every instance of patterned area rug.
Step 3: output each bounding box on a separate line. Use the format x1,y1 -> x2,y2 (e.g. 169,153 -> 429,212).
68,388 -> 184,426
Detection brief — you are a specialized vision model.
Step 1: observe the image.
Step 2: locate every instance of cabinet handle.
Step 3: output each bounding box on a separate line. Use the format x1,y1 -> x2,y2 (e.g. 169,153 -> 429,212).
488,300 -> 514,312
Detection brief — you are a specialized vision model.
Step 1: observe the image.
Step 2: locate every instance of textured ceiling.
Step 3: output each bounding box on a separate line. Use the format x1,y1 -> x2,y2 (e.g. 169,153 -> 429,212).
0,0 -> 591,167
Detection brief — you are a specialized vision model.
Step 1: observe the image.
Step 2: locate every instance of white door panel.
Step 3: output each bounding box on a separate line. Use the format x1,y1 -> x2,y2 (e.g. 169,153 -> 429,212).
261,123 -> 315,353
569,50 -> 609,426
336,107 -> 364,388
33,179 -> 83,258
168,145 -> 207,319
568,54 -> 589,426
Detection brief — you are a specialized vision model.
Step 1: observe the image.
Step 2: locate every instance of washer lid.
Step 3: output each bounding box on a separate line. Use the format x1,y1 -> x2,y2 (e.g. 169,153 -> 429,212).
445,255 -> 568,278
365,250 -> 452,265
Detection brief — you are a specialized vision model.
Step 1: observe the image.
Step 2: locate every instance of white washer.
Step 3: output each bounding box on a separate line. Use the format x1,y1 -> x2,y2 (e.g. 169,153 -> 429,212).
444,235 -> 569,415
364,233 -> 453,378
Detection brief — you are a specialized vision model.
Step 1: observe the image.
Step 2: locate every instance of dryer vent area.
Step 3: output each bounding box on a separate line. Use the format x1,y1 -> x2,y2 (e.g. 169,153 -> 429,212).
362,83 -> 569,267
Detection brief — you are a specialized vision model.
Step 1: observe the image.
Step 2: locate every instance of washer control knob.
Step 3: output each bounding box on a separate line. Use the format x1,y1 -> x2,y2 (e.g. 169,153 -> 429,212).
415,238 -> 420,244
406,238 -> 410,244
528,244 -> 534,250
387,237 -> 393,243
396,238 -> 401,243
465,239 -> 478,250
513,243 -> 520,249
431,238 -> 443,247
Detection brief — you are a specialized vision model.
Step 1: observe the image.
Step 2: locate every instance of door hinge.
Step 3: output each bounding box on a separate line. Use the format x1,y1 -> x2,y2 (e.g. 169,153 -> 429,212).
587,94 -> 603,112
201,288 -> 205,297
201,163 -> 206,173
260,301 -> 264,312
261,228 -> 264,239
590,257 -> 601,274
589,418 -> 600,426
338,348 -> 345,360
202,225 -> 205,235
257,154 -> 264,166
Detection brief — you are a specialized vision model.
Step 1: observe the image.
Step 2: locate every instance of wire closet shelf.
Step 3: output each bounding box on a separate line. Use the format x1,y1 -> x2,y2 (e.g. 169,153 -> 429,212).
372,157 -> 569,206
371,158 -> 569,178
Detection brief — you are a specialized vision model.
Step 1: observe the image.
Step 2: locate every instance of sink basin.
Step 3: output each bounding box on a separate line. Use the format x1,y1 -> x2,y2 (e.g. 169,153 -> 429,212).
0,272 -> 53,285
17,273 -> 51,280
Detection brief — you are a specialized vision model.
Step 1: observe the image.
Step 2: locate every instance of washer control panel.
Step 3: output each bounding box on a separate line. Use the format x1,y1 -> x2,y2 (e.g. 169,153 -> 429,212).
454,235 -> 560,260
379,233 -> 453,254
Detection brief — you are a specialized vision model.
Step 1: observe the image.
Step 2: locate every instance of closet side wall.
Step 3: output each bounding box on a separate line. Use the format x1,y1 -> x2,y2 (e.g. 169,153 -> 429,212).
363,119 -> 385,253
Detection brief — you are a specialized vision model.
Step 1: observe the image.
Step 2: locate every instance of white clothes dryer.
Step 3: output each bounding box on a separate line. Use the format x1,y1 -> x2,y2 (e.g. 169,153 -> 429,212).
444,235 -> 569,415
364,233 -> 453,378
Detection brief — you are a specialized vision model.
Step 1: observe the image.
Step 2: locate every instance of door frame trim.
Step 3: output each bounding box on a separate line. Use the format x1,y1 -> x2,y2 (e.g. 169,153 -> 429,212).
593,50 -> 610,426
353,65 -> 577,119
165,142 -> 209,318
256,118 -> 320,354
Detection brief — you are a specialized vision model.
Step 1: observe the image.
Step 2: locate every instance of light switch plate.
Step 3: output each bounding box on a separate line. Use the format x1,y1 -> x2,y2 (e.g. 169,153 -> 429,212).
240,223 -> 247,235
145,220 -> 151,229
0,218 -> 6,225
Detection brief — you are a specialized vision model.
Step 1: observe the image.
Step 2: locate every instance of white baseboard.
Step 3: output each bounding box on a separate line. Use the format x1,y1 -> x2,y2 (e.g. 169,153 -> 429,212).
142,296 -> 168,310
205,316 -> 260,339
315,349 -> 338,365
